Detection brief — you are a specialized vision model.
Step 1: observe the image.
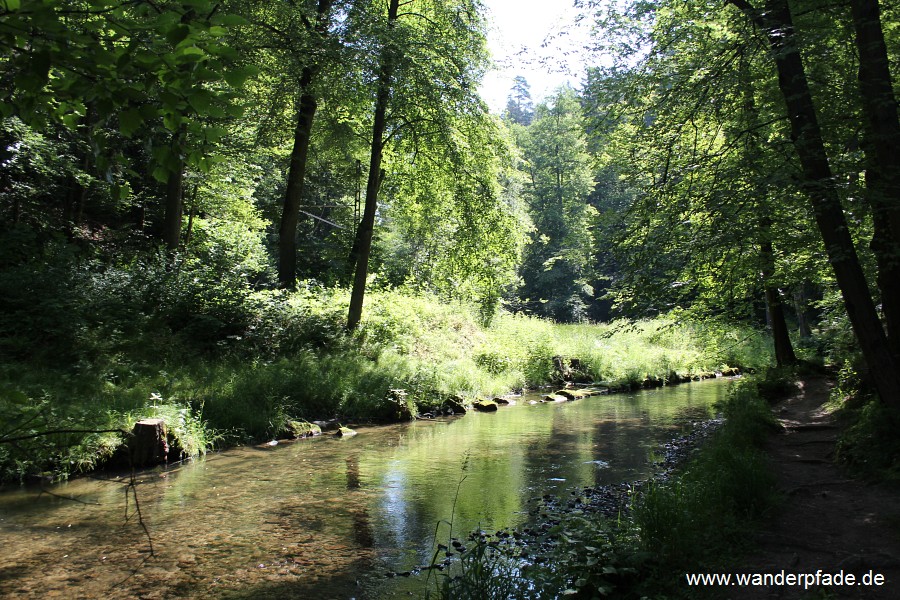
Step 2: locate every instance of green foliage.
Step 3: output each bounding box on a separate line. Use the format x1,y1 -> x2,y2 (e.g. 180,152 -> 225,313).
1,0 -> 255,182
832,364 -> 900,483
0,272 -> 773,482
513,87 -> 599,322
754,366 -> 799,402
0,381 -> 211,483
835,398 -> 900,483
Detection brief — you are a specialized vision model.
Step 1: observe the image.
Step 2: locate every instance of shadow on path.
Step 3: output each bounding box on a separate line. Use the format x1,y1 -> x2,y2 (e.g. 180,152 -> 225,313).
728,378 -> 900,599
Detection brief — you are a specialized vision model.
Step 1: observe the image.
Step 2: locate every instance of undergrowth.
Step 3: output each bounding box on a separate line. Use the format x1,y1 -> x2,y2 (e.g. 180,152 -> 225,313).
0,249 -> 774,483
831,365 -> 900,484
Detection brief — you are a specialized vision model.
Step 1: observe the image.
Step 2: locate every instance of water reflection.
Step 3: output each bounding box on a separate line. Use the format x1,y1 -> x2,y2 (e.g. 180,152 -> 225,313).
0,379 -> 730,598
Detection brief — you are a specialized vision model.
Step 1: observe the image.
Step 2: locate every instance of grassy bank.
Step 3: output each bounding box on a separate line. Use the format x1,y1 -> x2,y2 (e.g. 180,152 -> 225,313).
1,279 -> 772,483
432,376 -> 782,599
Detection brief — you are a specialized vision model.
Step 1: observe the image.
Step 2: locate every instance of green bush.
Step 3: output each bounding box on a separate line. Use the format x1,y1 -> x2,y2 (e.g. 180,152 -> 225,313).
835,398 -> 900,483
1,275 -> 776,482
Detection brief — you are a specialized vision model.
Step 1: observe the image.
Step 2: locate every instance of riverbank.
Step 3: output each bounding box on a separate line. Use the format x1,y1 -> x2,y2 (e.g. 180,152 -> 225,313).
428,375 -> 781,598
0,289 -> 773,483
429,372 -> 900,599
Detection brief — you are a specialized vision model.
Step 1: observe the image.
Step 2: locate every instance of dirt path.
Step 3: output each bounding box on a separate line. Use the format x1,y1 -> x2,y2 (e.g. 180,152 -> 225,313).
727,377 -> 900,599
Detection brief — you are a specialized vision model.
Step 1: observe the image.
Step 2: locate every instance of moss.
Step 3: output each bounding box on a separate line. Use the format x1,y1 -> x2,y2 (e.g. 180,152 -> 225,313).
472,400 -> 498,412
284,420 -> 322,439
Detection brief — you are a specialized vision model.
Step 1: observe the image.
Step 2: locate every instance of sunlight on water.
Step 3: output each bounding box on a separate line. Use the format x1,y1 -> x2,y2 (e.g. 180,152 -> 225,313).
0,379 -> 731,599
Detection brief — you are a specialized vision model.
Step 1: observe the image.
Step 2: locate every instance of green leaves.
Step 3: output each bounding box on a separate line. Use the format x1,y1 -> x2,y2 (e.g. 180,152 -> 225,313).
1,0 -> 261,208
223,65 -> 258,88
117,109 -> 142,137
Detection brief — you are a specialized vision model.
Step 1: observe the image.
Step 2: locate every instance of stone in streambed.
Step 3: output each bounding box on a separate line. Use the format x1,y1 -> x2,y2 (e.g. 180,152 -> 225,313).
386,388 -> 415,421
283,420 -> 322,439
313,419 -> 341,432
334,427 -> 357,438
443,396 -> 468,415
560,387 -> 609,400
473,400 -> 498,412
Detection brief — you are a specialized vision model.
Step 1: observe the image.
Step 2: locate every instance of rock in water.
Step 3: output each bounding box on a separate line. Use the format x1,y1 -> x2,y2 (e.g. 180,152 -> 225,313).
312,419 -> 340,432
542,394 -> 567,403
443,396 -> 468,415
387,389 -> 415,421
473,401 -> 498,412
335,427 -> 357,438
284,421 -> 322,439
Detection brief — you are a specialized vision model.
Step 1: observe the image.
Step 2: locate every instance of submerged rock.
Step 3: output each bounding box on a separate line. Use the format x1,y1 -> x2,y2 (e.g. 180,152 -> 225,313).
542,394 -> 567,403
556,389 -> 594,400
473,400 -> 498,412
335,427 -> 357,438
642,376 -> 664,388
492,397 -> 511,405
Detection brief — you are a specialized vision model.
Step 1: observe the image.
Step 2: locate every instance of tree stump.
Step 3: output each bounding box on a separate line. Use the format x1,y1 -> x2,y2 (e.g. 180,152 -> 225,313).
130,418 -> 169,467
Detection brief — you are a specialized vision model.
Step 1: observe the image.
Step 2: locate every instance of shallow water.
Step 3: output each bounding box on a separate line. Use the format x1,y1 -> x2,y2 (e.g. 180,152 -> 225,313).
0,379 -> 730,599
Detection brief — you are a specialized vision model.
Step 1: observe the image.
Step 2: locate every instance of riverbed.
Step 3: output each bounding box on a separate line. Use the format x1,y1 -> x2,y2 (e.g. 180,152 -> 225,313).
0,378 -> 731,599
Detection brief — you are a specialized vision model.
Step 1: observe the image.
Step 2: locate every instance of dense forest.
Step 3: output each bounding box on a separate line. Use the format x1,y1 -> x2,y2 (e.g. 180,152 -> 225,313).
2,0 -> 900,473
3,0 -> 900,597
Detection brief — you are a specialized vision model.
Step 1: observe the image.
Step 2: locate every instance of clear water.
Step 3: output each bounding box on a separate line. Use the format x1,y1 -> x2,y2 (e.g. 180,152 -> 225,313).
0,379 -> 730,599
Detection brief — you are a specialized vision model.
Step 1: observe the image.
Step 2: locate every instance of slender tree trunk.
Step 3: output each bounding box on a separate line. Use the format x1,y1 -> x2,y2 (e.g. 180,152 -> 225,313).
764,280 -> 797,367
347,0 -> 400,330
346,167 -> 383,279
738,49 -> 798,366
794,286 -> 812,339
760,218 -> 797,366
850,0 -> 900,360
183,184 -> 199,250
162,155 -> 184,251
277,0 -> 334,288
63,171 -> 87,237
729,0 -> 900,405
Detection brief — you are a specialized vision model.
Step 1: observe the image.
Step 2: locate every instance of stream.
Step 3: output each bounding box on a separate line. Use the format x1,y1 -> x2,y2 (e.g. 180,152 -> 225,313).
0,378 -> 732,599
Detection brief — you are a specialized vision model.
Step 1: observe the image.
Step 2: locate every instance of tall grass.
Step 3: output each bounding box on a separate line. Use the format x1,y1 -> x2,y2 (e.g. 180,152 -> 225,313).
1,285 -> 774,482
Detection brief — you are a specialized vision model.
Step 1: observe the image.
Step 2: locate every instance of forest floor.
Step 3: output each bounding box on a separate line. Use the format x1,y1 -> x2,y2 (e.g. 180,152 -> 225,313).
728,377 -> 900,599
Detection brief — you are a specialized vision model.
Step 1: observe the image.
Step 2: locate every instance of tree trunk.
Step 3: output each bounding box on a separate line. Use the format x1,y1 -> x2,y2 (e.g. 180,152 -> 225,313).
277,0 -> 334,288
347,0 -> 400,330
850,0 -> 900,360
729,0 -> 900,405
183,184 -> 199,250
794,286 -> 812,339
130,418 -> 169,467
162,156 -> 184,251
760,218 -> 797,366
738,51 -> 797,366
